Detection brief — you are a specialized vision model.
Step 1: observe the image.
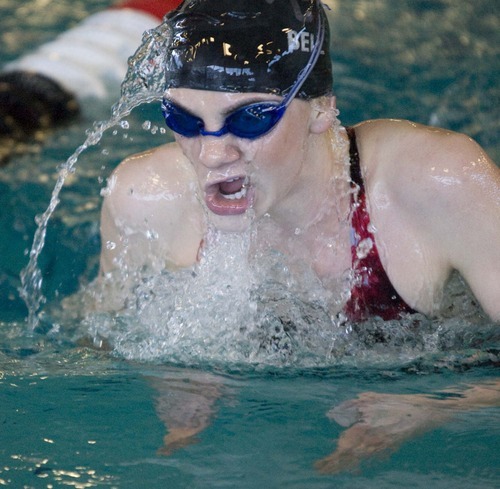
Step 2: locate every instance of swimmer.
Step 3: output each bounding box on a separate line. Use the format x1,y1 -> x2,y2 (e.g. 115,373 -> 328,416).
100,0 -> 500,321
96,0 -> 500,471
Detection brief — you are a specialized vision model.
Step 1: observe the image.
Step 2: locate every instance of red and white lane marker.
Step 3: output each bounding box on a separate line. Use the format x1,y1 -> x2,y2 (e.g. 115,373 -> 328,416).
4,0 -> 183,101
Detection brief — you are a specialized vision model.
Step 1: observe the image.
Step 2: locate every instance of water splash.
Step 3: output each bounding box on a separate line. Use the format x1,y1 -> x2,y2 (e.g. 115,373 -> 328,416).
77,244 -> 496,370
20,20 -> 173,330
84,226 -> 258,363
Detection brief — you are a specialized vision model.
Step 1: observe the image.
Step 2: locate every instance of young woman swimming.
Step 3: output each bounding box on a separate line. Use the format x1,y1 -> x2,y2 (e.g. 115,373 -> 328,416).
100,0 -> 499,321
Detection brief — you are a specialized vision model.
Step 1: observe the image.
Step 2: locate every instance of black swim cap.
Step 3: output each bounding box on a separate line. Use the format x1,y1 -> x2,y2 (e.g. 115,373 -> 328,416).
164,0 -> 333,99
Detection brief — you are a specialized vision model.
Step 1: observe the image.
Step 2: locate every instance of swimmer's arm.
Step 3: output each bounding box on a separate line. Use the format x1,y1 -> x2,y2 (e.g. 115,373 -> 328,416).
148,370 -> 222,456
424,134 -> 500,321
390,127 -> 500,321
99,144 -> 204,276
316,380 -> 500,474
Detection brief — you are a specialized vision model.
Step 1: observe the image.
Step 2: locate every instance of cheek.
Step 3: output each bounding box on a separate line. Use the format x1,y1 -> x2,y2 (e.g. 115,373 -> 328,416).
258,117 -> 309,171
174,137 -> 206,176
175,135 -> 197,159
250,136 -> 304,195
280,107 -> 310,151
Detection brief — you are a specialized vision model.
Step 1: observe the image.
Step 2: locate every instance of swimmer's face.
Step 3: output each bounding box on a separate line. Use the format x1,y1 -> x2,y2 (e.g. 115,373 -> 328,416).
166,88 -> 330,230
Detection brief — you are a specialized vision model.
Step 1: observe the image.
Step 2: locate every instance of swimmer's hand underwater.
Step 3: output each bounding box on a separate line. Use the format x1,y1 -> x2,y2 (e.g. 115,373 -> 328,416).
158,426 -> 205,456
315,381 -> 500,474
148,371 -> 220,457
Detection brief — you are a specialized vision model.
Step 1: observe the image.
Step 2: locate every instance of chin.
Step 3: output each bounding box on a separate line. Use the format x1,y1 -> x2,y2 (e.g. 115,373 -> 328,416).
206,211 -> 256,233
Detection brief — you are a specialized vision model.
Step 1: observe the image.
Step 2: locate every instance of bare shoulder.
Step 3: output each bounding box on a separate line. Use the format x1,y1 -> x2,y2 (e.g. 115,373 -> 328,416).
352,119 -> 500,319
103,142 -> 201,226
354,118 -> 488,172
353,119 -> 499,208
106,143 -> 195,201
100,143 -> 204,273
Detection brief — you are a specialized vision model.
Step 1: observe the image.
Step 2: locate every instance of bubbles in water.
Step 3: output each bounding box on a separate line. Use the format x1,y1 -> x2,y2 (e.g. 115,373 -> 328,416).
73,233 -> 496,370
79,223 -> 349,367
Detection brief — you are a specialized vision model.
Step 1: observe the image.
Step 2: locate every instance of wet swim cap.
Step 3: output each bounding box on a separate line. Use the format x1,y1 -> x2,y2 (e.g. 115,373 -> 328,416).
164,0 -> 333,99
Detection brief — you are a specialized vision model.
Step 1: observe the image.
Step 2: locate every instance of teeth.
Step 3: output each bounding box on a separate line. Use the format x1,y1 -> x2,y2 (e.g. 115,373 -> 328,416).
218,176 -> 250,200
221,186 -> 248,200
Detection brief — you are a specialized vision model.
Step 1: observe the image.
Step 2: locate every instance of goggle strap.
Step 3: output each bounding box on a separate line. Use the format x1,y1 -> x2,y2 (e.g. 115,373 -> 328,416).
281,5 -> 326,108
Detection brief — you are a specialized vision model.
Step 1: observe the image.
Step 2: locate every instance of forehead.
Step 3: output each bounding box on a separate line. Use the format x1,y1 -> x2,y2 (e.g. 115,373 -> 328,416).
165,88 -> 282,112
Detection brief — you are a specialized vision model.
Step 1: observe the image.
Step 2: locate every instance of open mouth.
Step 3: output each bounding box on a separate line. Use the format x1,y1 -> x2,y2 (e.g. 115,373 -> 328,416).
205,176 -> 253,215
219,177 -> 248,200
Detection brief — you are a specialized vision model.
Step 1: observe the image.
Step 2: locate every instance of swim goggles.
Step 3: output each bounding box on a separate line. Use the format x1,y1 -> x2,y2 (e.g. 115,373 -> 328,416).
161,8 -> 326,140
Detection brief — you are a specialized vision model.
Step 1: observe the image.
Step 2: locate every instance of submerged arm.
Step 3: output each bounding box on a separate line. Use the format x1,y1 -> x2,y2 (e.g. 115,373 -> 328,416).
316,380 -> 500,474
148,369 -> 223,455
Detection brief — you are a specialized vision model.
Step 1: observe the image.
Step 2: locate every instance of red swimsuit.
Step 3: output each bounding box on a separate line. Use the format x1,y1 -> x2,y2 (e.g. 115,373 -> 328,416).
344,127 -> 416,321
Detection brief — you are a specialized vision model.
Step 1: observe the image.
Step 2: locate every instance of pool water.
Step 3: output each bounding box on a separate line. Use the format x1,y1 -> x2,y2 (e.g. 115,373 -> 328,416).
1,363 -> 498,488
0,0 -> 499,487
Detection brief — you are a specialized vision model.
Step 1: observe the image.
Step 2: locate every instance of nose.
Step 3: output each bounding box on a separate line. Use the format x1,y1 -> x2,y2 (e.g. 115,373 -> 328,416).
197,135 -> 242,169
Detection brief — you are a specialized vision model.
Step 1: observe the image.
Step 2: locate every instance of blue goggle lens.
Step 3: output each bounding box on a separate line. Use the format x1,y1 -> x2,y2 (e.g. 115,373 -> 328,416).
161,99 -> 286,140
162,101 -> 203,138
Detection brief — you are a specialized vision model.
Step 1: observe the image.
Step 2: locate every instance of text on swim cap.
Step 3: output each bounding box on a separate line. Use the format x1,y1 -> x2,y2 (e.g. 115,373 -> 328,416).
287,30 -> 317,53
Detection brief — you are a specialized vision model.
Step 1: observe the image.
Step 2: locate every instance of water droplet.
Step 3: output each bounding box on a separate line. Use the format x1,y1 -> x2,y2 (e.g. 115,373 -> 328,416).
356,238 -> 373,260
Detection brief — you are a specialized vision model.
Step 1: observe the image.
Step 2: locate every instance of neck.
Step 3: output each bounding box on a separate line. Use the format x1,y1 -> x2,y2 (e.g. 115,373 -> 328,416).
255,126 -> 353,280
270,127 -> 351,235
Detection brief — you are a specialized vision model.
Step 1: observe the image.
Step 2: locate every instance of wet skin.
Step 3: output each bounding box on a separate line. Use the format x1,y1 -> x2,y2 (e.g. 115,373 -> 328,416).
100,89 -> 500,320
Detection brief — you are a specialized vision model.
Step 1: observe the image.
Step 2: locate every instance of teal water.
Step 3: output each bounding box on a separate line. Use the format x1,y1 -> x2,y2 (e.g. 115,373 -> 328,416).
0,0 -> 499,487
1,361 -> 499,488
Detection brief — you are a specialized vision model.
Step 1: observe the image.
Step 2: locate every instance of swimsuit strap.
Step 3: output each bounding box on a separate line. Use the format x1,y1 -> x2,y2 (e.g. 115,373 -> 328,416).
346,126 -> 362,187
345,126 -> 416,321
